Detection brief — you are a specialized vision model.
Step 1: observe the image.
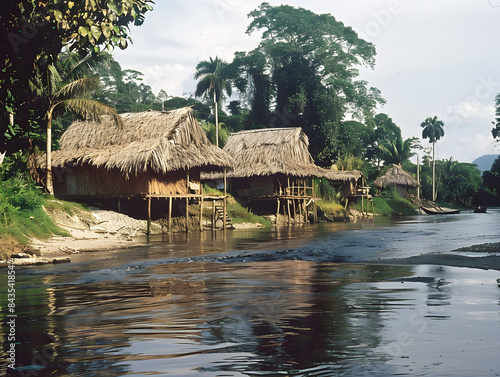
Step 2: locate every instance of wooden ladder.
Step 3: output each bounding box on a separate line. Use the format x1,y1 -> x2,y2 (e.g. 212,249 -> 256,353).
214,205 -> 234,229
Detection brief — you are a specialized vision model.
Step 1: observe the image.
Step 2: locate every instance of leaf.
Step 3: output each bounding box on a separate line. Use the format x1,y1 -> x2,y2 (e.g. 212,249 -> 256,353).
101,24 -> 111,39
90,25 -> 101,40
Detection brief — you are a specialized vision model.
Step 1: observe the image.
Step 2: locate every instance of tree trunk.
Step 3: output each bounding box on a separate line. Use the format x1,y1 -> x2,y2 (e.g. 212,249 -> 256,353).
214,91 -> 219,148
46,110 -> 54,195
432,140 -> 436,201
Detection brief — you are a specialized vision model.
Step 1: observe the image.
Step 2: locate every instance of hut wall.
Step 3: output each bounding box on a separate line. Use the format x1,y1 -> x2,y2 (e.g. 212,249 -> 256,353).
55,166 -> 198,196
231,176 -> 275,197
395,184 -> 409,198
148,169 -> 200,195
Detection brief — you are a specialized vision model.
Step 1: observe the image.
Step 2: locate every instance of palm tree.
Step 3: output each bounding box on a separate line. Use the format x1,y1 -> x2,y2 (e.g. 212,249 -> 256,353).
379,135 -> 420,166
35,53 -> 122,195
194,57 -> 232,147
420,116 -> 445,201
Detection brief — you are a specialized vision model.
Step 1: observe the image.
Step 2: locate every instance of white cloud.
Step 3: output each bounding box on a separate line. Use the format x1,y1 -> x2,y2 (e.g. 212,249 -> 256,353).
113,0 -> 500,162
139,64 -> 195,96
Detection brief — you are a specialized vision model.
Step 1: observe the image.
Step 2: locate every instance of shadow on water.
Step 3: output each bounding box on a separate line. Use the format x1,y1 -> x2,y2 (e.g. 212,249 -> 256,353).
1,209 -> 499,376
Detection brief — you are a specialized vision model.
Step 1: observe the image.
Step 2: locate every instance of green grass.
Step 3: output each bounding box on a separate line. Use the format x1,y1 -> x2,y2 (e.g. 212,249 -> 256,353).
44,198 -> 89,216
371,196 -> 418,216
226,201 -> 272,227
317,199 -> 347,218
0,176 -> 70,243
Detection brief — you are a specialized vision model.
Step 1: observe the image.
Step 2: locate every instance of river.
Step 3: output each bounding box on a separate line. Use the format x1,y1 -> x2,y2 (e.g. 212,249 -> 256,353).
1,209 -> 499,376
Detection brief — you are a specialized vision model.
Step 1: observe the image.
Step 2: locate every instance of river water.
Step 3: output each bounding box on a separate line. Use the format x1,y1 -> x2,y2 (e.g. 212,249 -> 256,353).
1,209 -> 500,376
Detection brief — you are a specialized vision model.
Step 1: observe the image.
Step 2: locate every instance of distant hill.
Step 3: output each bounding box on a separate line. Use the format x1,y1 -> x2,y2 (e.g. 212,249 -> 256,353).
472,154 -> 499,172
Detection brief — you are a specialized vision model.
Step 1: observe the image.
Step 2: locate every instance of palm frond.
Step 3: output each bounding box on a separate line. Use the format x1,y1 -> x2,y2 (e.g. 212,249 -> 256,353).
53,77 -> 101,102
62,98 -> 123,129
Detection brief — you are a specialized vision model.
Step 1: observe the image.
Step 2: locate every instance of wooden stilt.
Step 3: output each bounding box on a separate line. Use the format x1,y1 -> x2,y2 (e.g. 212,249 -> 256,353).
305,199 -> 309,225
168,197 -> 172,232
147,196 -> 151,235
117,198 -> 121,213
185,197 -> 189,232
186,170 -> 190,232
276,198 -> 280,226
199,184 -> 203,231
212,200 -> 215,231
287,199 -> 291,225
199,200 -> 203,231
223,168 -> 227,231
298,198 -> 302,224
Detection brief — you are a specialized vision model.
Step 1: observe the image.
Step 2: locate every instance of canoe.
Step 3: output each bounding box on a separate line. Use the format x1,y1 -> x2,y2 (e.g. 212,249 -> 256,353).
421,206 -> 461,215
473,206 -> 487,213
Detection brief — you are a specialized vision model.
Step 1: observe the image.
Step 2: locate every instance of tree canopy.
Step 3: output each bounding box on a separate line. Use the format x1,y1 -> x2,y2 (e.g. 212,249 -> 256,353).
0,0 -> 153,153
227,2 -> 385,165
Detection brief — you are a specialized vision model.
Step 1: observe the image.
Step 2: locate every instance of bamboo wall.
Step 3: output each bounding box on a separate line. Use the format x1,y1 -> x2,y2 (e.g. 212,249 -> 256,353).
55,165 -> 201,196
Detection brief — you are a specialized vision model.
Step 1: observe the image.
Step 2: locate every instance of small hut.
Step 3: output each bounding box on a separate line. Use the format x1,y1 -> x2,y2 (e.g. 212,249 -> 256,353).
43,107 -> 233,230
373,164 -> 420,198
215,127 -> 362,223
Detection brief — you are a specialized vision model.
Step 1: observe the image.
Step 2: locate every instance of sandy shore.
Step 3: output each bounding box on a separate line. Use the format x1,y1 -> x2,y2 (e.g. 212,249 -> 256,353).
1,208 -> 267,266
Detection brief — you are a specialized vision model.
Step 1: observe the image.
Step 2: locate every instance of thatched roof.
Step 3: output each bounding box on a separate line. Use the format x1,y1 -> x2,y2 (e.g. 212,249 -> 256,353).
45,107 -> 233,175
216,127 -> 361,181
373,164 -> 421,188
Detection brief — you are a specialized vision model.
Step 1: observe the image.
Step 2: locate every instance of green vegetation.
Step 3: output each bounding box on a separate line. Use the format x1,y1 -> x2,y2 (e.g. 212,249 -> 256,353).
350,187 -> 418,216
0,173 -> 68,244
203,185 -> 271,227
317,200 -> 346,219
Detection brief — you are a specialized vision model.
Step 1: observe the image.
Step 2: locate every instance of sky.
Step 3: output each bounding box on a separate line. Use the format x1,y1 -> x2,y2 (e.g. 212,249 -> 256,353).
113,0 -> 500,164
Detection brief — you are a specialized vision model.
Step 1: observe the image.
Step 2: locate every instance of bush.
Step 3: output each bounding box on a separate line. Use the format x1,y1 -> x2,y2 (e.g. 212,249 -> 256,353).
0,174 -> 68,243
315,178 -> 337,201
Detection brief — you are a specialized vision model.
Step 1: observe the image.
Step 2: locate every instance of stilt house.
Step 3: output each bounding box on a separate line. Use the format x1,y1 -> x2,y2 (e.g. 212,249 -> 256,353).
218,127 -> 363,223
45,107 -> 233,229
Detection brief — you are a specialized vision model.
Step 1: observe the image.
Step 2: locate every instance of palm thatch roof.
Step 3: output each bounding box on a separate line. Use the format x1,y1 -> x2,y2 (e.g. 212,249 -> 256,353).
373,164 -> 421,188
217,127 -> 361,181
45,107 -> 233,176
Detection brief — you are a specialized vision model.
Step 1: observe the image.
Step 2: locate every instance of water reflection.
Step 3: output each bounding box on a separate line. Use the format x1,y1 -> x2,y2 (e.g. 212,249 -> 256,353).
1,210 -> 499,376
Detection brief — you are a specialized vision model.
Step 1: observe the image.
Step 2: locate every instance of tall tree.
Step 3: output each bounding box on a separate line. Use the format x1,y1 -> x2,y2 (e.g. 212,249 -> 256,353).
421,116 -> 445,201
35,52 -> 122,194
243,3 -> 385,164
492,93 -> 500,141
194,57 -> 232,147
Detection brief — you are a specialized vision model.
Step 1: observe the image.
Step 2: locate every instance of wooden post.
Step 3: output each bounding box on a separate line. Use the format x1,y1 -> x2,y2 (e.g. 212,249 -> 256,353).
185,197 -> 189,232
186,170 -> 190,232
223,168 -> 227,231
305,199 -> 309,225
298,198 -> 302,224
117,198 -> 121,213
276,198 -> 280,226
287,199 -> 291,225
212,200 -> 215,231
199,184 -> 203,231
147,196 -> 151,235
168,197 -> 172,232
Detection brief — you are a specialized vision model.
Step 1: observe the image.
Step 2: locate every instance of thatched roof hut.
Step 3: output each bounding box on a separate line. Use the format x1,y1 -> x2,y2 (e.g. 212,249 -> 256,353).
208,127 -> 362,200
221,128 -> 360,182
373,164 -> 420,197
50,107 -> 232,176
45,107 -> 233,197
